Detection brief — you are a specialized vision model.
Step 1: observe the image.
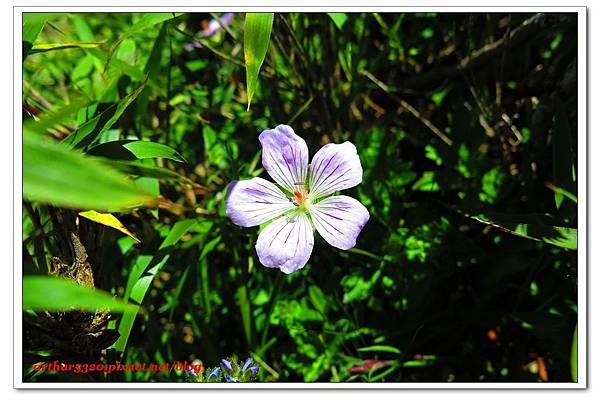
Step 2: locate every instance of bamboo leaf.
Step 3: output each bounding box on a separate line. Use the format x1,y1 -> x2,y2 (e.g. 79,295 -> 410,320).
23,13 -> 64,59
24,135 -> 155,211
101,159 -> 194,184
62,78 -> 148,149
244,13 -> 274,110
78,210 -> 141,243
87,140 -> 185,162
23,98 -> 90,135
23,276 -> 137,313
30,42 -> 103,54
328,13 -> 348,30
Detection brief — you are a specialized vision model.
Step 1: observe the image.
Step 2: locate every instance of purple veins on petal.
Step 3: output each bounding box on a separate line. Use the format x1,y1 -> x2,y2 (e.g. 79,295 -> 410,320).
255,213 -> 314,274
309,195 -> 370,250
309,142 -> 363,198
226,177 -> 295,227
259,125 -> 309,193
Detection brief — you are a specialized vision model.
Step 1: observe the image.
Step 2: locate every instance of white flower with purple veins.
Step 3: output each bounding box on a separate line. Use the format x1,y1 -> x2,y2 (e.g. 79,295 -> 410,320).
226,125 -> 370,274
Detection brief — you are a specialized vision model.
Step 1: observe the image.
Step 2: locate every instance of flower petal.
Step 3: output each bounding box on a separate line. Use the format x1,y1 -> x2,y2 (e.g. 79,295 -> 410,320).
226,177 -> 295,227
308,142 -> 363,198
309,195 -> 369,250
259,125 -> 309,192
256,213 -> 314,274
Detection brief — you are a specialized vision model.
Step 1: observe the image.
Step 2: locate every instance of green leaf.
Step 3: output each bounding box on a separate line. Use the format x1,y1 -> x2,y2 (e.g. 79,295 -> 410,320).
457,208 -> 577,250
244,13 -> 274,110
101,159 -> 193,184
358,345 -> 402,355
24,98 -> 90,135
124,13 -> 183,37
23,276 -> 137,314
30,42 -> 103,54
24,134 -> 155,211
114,219 -> 197,353
571,324 -> 578,382
328,13 -> 348,30
62,78 -> 148,149
412,171 -> 440,191
107,13 -> 182,68
87,140 -> 186,162
23,13 -> 64,58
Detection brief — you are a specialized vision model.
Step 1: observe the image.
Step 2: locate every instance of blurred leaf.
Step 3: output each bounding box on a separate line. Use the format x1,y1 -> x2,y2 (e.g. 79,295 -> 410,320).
78,210 -> 141,243
30,42 -> 103,54
308,285 -> 328,314
23,98 -> 90,135
23,276 -> 137,313
62,77 -> 148,149
328,13 -> 348,30
24,134 -> 154,211
358,345 -> 402,355
88,140 -> 185,162
244,13 -> 274,110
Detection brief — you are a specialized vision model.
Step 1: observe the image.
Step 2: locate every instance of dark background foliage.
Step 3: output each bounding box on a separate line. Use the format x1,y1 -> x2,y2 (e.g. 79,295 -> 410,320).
22,12 -> 578,382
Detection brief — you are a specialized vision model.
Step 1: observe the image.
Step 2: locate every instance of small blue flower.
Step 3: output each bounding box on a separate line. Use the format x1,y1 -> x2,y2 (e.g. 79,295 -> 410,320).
224,374 -> 238,383
249,365 -> 259,375
220,359 -> 234,372
241,357 -> 254,373
208,367 -> 220,380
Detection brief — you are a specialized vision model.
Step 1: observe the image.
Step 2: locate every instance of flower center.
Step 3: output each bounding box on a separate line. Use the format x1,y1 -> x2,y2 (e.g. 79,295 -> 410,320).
291,184 -> 310,209
294,190 -> 306,205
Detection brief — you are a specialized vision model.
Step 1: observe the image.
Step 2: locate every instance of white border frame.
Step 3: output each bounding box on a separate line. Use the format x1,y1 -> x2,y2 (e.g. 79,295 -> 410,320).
13,6 -> 587,389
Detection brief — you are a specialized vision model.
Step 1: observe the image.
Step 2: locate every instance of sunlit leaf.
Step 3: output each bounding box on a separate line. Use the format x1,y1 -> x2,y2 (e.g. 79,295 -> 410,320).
78,210 -> 141,243
30,42 -> 103,54
244,13 -> 274,110
23,276 -> 137,313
